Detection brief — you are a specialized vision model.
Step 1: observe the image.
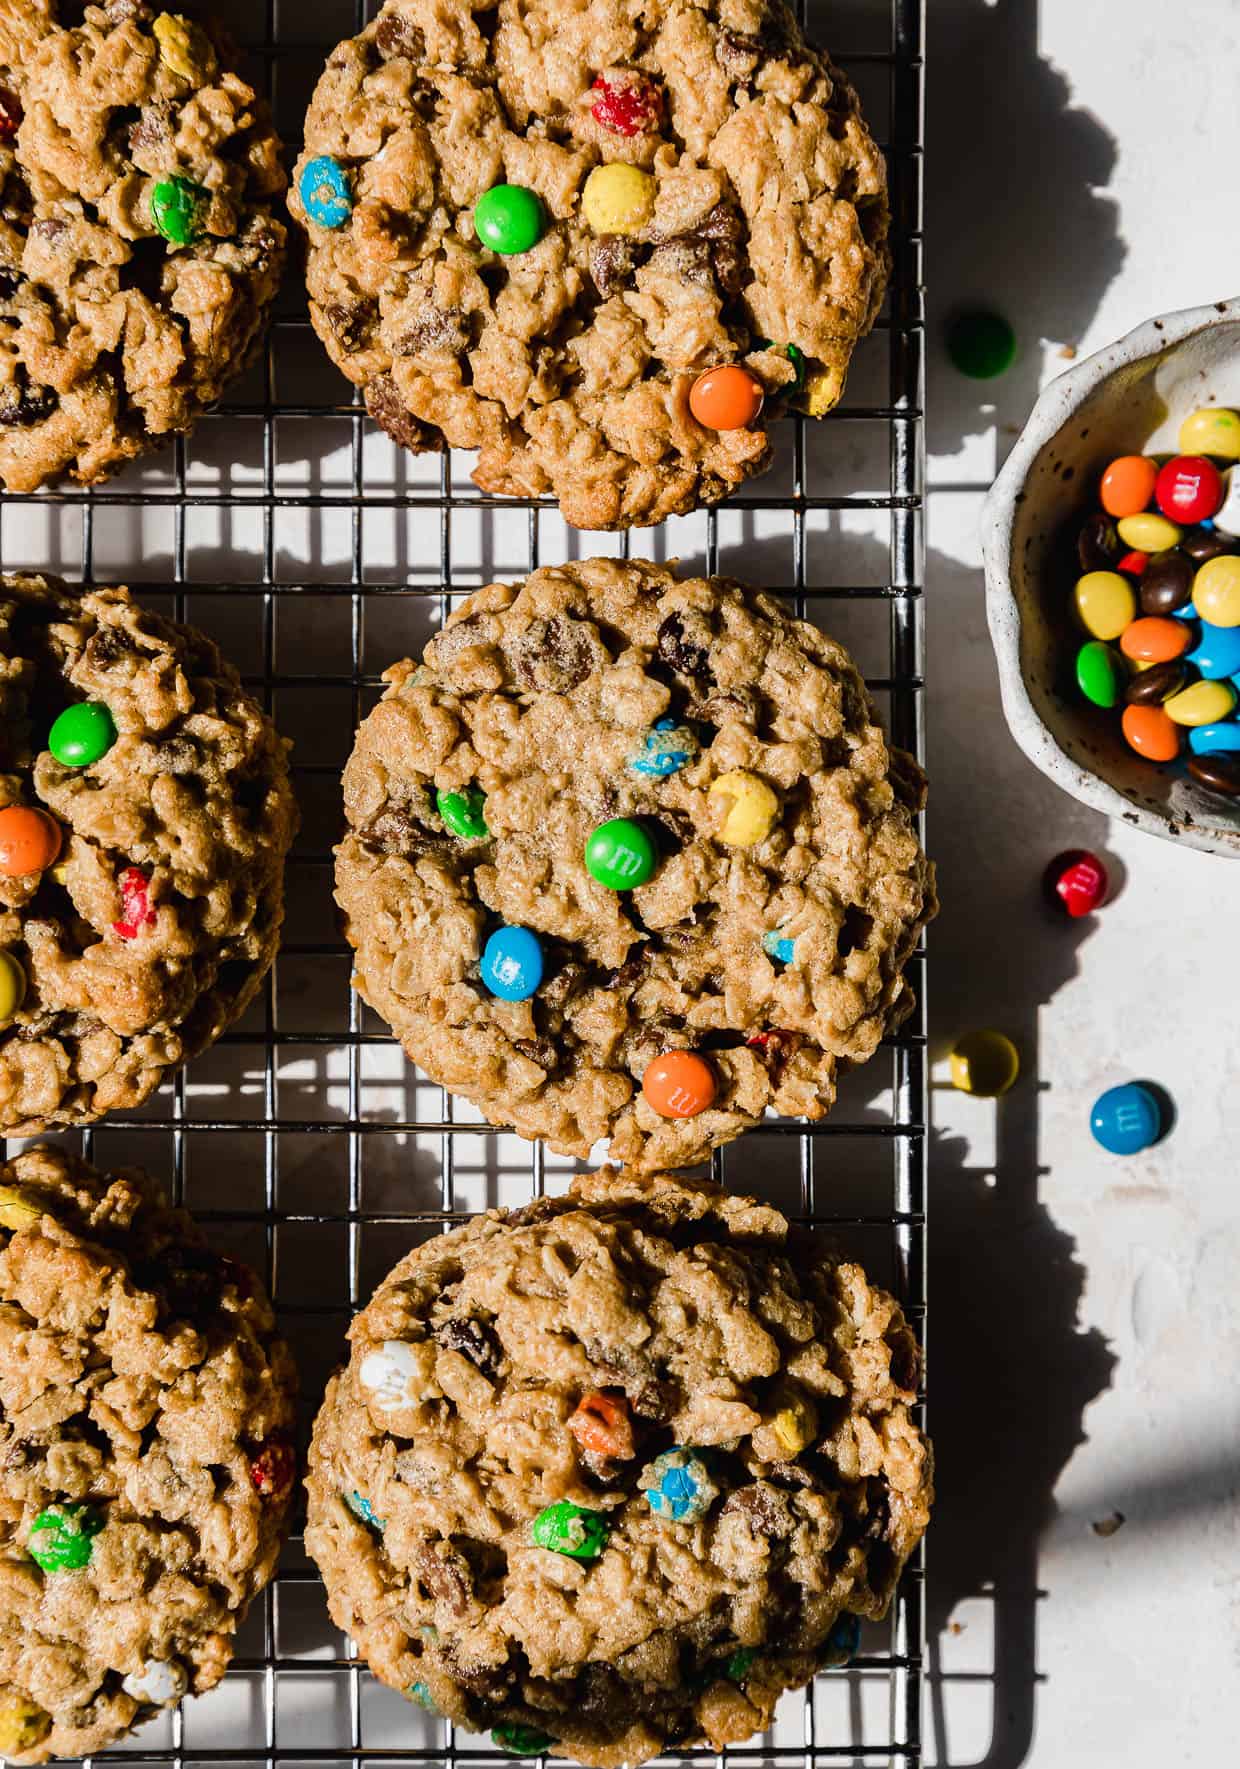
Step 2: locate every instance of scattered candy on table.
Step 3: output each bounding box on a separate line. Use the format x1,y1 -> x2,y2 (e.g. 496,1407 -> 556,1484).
474,183 -> 544,254
689,365 -> 765,431
589,72 -> 663,135
345,1490 -> 385,1532
112,867 -> 156,940
568,1390 -> 635,1459
0,805 -> 61,877
358,1338 -> 420,1411
824,1612 -> 862,1666
1090,1081 -> 1163,1155
581,163 -> 655,234
481,925 -> 544,1000
642,1049 -> 716,1118
0,951 -> 26,1028
945,309 -> 1016,379
641,1447 -> 718,1522
0,1697 -> 50,1757
300,155 -> 352,229
530,1499 -> 610,1559
151,173 -> 207,246
48,701 -> 116,767
436,784 -> 488,839
627,719 -> 697,777
248,1436 -> 296,1500
708,769 -> 778,845
0,1185 -> 42,1231
121,1660 -> 188,1707
492,1726 -> 556,1755
28,1501 -> 104,1571
584,817 -> 656,888
949,1029 -> 1019,1097
1045,849 -> 1108,918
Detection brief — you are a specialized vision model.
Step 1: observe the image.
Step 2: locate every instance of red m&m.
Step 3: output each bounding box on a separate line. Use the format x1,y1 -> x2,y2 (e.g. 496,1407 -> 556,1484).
1154,454 -> 1224,526
1045,850 -> 1108,918
590,72 -> 662,137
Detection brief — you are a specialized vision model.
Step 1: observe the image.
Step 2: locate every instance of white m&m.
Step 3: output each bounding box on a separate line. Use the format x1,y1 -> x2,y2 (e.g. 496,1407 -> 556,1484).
358,1339 -> 421,1412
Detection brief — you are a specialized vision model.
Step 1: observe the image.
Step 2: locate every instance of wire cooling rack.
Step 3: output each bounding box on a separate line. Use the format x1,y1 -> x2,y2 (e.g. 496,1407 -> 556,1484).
0,0 -> 926,1763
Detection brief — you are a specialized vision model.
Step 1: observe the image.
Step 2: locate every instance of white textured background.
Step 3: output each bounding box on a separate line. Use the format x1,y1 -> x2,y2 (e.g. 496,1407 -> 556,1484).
926,0 -> 1240,1761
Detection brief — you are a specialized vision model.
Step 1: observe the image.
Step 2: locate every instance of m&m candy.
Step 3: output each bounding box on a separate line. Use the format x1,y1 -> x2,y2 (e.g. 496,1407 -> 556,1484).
113,867 -> 156,940
589,72 -> 662,136
949,1030 -> 1019,1097
122,1660 -> 188,1708
300,155 -> 352,229
0,952 -> 26,1027
1075,640 -> 1124,708
49,701 -> 116,766
762,928 -> 796,964
1073,571 -> 1135,641
1164,678 -> 1236,726
407,1683 -> 435,1710
642,1050 -> 716,1118
689,365 -> 764,432
725,1648 -> 758,1683
769,1391 -> 818,1456
481,925 -> 544,1000
708,769 -> 778,845
1090,1082 -> 1163,1155
0,806 -> 60,877
825,1613 -> 862,1667
0,1699 -> 50,1757
492,1727 -> 556,1756
153,12 -> 206,80
530,1499 -> 610,1559
1154,455 -> 1224,525
151,174 -> 207,246
1117,511 -> 1181,553
1100,455 -> 1158,518
1192,554 -> 1240,626
28,1502 -> 104,1571
249,1437 -> 296,1500
568,1391 -> 634,1459
1124,659 -> 1185,706
1185,619 -> 1240,679
436,785 -> 488,839
0,85 -> 22,144
581,163 -> 655,234
1188,753 -> 1240,797
1178,406 -> 1240,459
1140,550 -> 1194,615
0,1186 -> 42,1232
1118,617 -> 1189,665
1212,466 -> 1240,537
1120,703 -> 1181,761
641,1447 -> 718,1522
945,309 -> 1016,379
1116,549 -> 1148,578
627,719 -> 697,778
1187,720 -> 1240,755
1044,850 -> 1107,918
584,818 -> 656,888
345,1490 -> 385,1532
474,183 -> 544,254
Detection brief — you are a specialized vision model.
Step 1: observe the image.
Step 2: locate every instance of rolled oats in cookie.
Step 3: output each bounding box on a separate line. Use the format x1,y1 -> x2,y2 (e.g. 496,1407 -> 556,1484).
305,1170 -> 932,1768
0,1144 -> 298,1764
0,2 -> 286,494
0,571 -> 297,1134
292,0 -> 889,529
335,558 -> 935,1171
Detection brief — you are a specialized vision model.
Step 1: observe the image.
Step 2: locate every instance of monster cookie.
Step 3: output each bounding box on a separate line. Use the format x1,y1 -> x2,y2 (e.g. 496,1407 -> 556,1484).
335,559 -> 934,1170
293,0 -> 889,529
0,2 -> 285,494
0,1144 -> 298,1763
305,1170 -> 931,1767
0,572 -> 296,1133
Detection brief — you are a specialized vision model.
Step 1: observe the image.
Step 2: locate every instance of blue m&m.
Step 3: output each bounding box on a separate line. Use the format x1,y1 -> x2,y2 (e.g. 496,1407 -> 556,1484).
825,1612 -> 862,1666
762,928 -> 795,964
641,1447 -> 718,1523
1090,1082 -> 1163,1155
300,155 -> 352,228
481,925 -> 543,1000
1186,620 -> 1240,680
1188,721 -> 1240,755
628,719 -> 698,778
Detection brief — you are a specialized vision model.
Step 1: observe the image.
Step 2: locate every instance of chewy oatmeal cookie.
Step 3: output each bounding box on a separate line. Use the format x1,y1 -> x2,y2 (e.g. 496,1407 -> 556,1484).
0,571 -> 297,1134
335,559 -> 934,1171
292,0 -> 889,529
0,2 -> 286,494
0,1144 -> 297,1764
305,1170 -> 931,1768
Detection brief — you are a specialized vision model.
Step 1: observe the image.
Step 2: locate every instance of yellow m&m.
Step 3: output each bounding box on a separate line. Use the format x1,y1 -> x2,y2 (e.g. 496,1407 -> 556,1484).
1192,554 -> 1240,627
1164,679 -> 1238,726
0,950 -> 25,1027
581,164 -> 655,235
1116,511 -> 1182,553
1073,571 -> 1135,641
1178,406 -> 1240,460
708,770 -> 779,846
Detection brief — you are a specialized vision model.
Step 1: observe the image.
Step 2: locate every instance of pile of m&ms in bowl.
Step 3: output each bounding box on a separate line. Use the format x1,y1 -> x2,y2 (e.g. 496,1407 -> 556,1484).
1069,405 -> 1240,799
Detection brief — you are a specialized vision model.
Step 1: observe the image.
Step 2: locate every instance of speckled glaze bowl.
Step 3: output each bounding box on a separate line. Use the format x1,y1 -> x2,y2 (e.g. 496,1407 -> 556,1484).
982,295 -> 1240,858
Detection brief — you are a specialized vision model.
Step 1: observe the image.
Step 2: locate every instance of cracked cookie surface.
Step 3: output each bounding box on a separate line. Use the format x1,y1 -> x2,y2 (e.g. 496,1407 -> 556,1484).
305,1170 -> 931,1768
293,0 -> 888,529
0,571 -> 296,1134
335,558 -> 934,1171
0,2 -> 285,494
0,1144 -> 297,1764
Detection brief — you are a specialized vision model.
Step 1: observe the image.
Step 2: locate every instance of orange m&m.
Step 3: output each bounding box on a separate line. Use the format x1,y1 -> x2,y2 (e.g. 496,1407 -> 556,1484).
1121,703 -> 1181,762
568,1391 -> 635,1460
1119,617 -> 1191,665
689,365 -> 764,432
1099,455 -> 1158,519
642,1050 -> 717,1118
0,806 -> 62,877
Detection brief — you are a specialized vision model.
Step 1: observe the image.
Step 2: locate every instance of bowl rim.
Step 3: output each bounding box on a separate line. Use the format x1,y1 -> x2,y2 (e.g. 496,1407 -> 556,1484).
981,293 -> 1240,859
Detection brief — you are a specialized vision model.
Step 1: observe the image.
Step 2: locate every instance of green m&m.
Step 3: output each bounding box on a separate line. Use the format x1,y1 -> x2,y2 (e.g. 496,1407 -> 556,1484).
1075,640 -> 1125,709
492,1725 -> 556,1756
48,701 -> 116,767
725,1648 -> 758,1683
530,1499 -> 610,1560
28,1501 -> 104,1571
584,817 -> 656,890
436,784 -> 488,840
151,173 -> 208,246
945,308 -> 1016,379
474,184 -> 545,256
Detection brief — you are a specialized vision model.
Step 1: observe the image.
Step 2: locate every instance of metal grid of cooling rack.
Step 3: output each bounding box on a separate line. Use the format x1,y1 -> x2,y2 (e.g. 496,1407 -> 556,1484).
0,0 -> 926,1762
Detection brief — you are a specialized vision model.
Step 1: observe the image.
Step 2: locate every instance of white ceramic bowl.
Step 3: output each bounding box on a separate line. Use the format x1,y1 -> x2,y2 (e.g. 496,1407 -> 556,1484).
982,294 -> 1240,858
